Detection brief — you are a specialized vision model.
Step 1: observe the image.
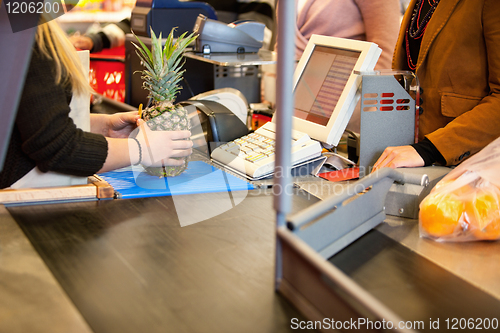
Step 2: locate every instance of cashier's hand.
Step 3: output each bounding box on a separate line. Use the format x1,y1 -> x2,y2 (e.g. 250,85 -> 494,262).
372,145 -> 424,172
105,111 -> 141,138
69,34 -> 94,51
135,119 -> 193,167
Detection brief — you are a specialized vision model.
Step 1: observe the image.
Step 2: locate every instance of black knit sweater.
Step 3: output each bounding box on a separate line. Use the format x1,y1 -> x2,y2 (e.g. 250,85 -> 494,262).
0,45 -> 108,188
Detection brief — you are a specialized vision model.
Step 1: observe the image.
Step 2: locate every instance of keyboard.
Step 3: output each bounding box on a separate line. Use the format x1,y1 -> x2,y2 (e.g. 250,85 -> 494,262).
211,122 -> 323,179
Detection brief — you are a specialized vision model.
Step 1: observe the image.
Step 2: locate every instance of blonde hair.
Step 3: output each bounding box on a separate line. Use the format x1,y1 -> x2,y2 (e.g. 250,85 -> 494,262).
36,19 -> 92,96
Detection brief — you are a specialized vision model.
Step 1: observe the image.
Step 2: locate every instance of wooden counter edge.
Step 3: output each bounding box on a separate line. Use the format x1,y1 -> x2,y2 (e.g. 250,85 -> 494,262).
0,175 -> 114,204
88,174 -> 115,199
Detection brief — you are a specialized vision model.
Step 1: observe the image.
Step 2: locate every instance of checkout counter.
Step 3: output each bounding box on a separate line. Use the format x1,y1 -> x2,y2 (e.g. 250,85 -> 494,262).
1,156 -> 500,333
1,3 -> 500,333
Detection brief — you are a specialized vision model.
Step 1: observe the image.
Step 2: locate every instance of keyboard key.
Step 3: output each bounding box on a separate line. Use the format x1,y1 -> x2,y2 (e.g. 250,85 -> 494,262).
245,143 -> 259,150
222,142 -> 237,149
246,153 -> 267,163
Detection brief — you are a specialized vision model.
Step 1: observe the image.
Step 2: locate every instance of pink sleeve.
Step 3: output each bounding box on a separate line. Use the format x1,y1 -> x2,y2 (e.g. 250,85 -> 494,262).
355,0 -> 402,70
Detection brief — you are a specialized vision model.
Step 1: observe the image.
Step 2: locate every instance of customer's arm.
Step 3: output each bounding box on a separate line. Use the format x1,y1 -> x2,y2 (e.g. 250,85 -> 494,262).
424,1 -> 500,166
374,1 -> 500,169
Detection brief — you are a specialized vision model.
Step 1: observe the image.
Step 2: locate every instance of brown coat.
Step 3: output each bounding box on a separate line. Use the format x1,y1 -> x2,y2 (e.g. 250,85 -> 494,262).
393,0 -> 500,165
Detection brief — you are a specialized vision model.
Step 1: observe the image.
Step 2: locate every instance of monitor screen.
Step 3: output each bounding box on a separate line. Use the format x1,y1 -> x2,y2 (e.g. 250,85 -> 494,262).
294,46 -> 361,126
285,35 -> 382,146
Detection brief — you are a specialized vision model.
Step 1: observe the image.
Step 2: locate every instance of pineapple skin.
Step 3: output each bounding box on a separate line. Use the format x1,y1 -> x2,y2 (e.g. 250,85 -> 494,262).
142,102 -> 191,178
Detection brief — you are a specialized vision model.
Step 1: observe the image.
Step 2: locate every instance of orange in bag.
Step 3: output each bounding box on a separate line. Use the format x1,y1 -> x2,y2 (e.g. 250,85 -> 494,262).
419,136 -> 500,242
466,189 -> 500,240
419,192 -> 466,238
420,180 -> 500,241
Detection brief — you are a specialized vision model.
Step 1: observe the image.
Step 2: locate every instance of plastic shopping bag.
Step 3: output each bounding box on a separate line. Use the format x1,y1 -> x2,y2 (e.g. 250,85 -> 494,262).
419,137 -> 500,242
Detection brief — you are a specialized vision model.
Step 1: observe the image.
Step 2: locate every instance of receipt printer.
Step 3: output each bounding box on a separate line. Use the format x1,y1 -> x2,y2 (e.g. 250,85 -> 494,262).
182,89 -> 249,155
193,14 -> 265,53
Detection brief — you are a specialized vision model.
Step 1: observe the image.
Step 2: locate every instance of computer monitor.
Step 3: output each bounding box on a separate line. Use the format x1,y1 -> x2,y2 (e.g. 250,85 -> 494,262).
280,34 -> 381,146
0,4 -> 37,171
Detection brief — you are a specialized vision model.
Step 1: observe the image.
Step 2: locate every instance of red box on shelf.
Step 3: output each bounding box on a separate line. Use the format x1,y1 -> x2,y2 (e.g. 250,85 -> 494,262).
89,46 -> 126,102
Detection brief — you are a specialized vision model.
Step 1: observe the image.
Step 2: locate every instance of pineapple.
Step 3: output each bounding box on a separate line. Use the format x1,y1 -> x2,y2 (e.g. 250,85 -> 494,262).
132,27 -> 197,177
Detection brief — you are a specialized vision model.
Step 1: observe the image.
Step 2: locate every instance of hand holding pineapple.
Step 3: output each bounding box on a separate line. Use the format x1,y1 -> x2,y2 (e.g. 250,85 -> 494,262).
96,120 -> 192,174
91,109 -> 193,168
131,27 -> 197,177
90,111 -> 141,139
134,119 -> 193,167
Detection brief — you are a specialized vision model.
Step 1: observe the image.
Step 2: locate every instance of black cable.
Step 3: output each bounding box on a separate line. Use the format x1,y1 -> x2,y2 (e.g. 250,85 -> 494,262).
182,77 -> 195,98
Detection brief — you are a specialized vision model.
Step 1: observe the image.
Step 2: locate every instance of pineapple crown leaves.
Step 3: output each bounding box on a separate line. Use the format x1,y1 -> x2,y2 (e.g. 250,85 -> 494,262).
132,27 -> 197,103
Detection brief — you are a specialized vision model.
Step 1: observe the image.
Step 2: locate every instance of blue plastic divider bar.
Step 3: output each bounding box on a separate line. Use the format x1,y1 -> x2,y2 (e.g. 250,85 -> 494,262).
99,161 -> 254,199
